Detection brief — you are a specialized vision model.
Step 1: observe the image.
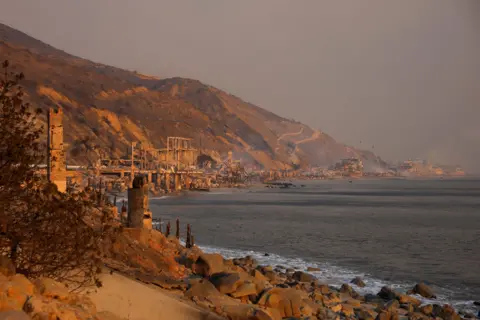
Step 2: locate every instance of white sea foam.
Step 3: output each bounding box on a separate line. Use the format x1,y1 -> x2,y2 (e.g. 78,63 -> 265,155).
150,196 -> 172,200
195,243 -> 477,314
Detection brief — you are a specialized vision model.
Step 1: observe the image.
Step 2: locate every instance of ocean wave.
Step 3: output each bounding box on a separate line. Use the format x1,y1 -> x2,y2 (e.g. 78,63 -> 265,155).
196,243 -> 477,314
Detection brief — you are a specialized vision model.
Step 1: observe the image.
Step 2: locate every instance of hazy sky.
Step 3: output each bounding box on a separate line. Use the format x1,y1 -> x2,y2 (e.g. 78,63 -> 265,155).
1,1 -> 479,170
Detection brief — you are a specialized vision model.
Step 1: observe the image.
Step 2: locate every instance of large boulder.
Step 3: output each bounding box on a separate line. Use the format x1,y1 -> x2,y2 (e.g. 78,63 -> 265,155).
251,270 -> 269,282
408,282 -> 436,299
231,282 -> 257,299
397,294 -> 421,307
257,287 -> 313,318
375,310 -> 399,320
184,279 -> 222,298
193,254 -> 225,277
377,287 -> 398,301
292,271 -> 316,283
222,304 -> 275,320
351,276 -> 366,287
209,272 -> 242,295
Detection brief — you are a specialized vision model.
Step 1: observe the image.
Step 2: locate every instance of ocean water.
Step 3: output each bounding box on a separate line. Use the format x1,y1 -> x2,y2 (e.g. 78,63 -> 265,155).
150,178 -> 480,313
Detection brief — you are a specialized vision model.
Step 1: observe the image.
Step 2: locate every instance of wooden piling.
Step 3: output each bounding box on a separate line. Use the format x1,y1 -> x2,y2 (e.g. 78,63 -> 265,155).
176,218 -> 180,239
166,221 -> 171,237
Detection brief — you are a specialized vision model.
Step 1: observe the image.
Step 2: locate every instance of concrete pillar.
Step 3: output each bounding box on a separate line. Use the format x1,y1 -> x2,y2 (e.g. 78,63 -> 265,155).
147,172 -> 152,184
174,173 -> 181,191
164,173 -> 171,192
121,200 -> 127,224
47,108 -> 67,193
127,176 -> 152,229
185,176 -> 192,190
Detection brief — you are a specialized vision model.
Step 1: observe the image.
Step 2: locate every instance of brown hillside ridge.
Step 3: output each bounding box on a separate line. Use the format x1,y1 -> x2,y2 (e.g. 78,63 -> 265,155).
0,23 -> 385,169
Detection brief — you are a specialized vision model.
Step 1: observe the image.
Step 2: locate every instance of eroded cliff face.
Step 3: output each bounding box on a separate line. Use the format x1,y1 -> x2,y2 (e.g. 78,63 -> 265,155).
0,23 -> 383,169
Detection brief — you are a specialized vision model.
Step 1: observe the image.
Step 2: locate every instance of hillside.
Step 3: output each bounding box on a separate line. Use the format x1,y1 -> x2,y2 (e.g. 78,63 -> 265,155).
0,23 -> 385,170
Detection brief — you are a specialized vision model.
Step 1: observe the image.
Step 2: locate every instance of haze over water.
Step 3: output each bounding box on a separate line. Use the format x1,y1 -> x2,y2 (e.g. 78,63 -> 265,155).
151,178 -> 480,311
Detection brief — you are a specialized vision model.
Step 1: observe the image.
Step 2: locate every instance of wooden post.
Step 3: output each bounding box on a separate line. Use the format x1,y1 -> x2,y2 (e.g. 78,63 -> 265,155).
176,218 -> 180,239
166,221 -> 171,237
186,224 -> 192,248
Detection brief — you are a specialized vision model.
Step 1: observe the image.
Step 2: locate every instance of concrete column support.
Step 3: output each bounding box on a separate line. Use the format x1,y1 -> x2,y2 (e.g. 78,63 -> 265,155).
175,173 -> 181,191
164,173 -> 170,192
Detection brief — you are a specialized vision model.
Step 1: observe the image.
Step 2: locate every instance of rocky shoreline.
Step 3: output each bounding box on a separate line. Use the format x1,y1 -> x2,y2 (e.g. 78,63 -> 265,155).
1,228 -> 478,320
177,247 -> 479,320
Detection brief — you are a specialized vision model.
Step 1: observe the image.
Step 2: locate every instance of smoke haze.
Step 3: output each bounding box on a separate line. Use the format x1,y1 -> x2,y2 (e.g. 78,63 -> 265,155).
1,0 -> 479,171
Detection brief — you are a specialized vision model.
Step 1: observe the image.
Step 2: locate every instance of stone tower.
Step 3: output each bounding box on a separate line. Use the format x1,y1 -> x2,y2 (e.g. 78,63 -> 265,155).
127,176 -> 152,229
47,108 -> 67,193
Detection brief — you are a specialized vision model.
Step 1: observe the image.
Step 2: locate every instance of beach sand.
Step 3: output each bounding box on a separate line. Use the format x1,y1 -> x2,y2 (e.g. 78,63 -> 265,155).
88,271 -> 224,320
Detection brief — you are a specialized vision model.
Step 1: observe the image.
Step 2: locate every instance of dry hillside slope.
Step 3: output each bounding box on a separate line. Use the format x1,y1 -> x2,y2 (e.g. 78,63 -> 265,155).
0,23 -> 385,170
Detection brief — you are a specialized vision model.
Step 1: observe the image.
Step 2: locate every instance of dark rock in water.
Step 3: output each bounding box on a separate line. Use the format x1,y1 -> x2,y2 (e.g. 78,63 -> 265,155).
286,268 -> 295,273
292,271 -> 316,283
377,286 -> 398,301
473,301 -> 480,306
409,282 -> 436,299
264,253 -> 270,256
351,276 -> 366,287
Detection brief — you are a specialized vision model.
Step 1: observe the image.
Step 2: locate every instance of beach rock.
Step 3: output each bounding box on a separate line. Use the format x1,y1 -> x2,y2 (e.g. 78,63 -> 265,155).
34,278 -> 70,301
257,287 -> 312,318
292,271 -> 316,283
263,271 -> 277,284
231,282 -> 257,298
0,258 -> 15,277
408,283 -> 436,299
322,292 -> 341,306
4,274 -> 35,309
376,309 -> 399,320
307,267 -> 321,272
314,283 -> 330,294
419,304 -> 433,316
438,304 -> 460,320
408,312 -> 429,320
356,309 -> 377,320
384,300 -> 400,311
397,294 -> 421,307
344,298 -> 361,307
0,310 -> 30,320
342,303 -> 355,317
209,272 -> 242,294
351,277 -> 366,287
318,308 -> 342,320
193,254 -> 225,277
222,304 -> 275,320
378,287 -> 398,301
251,270 -> 268,282
262,266 -> 274,272
330,304 -> 342,313
184,279 -> 222,298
